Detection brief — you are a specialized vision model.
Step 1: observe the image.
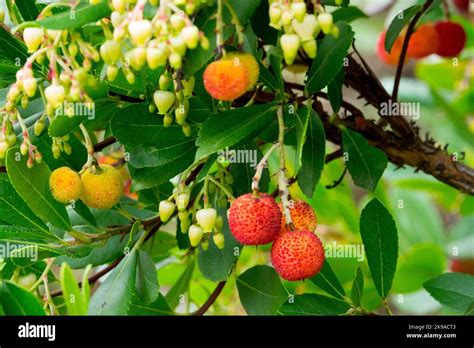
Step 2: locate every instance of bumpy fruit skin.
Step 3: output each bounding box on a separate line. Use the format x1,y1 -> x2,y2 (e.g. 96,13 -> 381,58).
271,230 -> 325,281
203,60 -> 250,101
435,21 -> 467,57
407,24 -> 439,59
81,164 -> 123,209
224,52 -> 259,90
279,200 -> 317,233
228,193 -> 281,245
49,167 -> 83,204
376,30 -> 407,66
450,258 -> 474,275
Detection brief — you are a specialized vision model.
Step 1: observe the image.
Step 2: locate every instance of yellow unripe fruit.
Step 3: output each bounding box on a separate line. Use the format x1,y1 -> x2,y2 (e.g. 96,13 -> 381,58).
49,167 -> 83,204
224,52 -> 260,90
81,164 -> 123,209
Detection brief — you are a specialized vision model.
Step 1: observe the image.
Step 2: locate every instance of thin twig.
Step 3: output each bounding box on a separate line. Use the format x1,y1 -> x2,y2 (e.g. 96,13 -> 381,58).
392,0 -> 435,101
193,281 -> 226,316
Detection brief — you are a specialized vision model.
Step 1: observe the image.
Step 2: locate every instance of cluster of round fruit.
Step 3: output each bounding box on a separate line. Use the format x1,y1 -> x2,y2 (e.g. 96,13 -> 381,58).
268,0 -> 339,65
49,165 -> 124,209
377,20 -> 467,66
159,194 -> 225,250
228,193 -> 324,281
203,52 -> 260,101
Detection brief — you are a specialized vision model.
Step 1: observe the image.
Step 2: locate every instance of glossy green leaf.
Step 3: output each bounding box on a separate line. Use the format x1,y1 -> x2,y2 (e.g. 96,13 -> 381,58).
360,198 -> 398,299
60,263 -> 88,315
128,293 -> 174,316
1,281 -> 45,315
298,108 -> 326,198
38,1 -> 111,30
196,103 -> 277,159
278,294 -> 350,315
327,68 -> 345,114
350,267 -> 364,307
423,273 -> 474,313
237,265 -> 288,315
6,148 -> 71,231
342,128 -> 388,192
88,251 -> 138,315
385,5 -> 421,52
310,259 -> 346,300
306,22 -> 354,93
135,250 -> 159,304
332,6 -> 368,22
165,260 -> 195,310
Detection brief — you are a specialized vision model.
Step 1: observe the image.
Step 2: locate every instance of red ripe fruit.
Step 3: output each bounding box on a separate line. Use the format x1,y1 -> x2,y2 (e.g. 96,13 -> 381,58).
279,200 -> 317,233
203,60 -> 250,101
450,258 -> 474,275
453,0 -> 470,13
434,21 -> 467,57
228,193 -> 281,245
271,230 -> 325,281
376,30 -> 407,66
407,23 -> 439,59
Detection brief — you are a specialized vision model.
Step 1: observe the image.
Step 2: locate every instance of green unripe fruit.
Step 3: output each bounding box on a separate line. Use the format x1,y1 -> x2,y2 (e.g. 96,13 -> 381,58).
63,143 -> 72,155
159,73 -> 171,90
175,99 -> 189,125
163,114 -> 174,127
182,123 -> 192,137
176,193 -> 190,211
34,119 -> 45,136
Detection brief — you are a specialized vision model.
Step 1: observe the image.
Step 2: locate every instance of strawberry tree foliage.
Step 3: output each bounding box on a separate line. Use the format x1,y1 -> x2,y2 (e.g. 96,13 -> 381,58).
0,0 -> 473,316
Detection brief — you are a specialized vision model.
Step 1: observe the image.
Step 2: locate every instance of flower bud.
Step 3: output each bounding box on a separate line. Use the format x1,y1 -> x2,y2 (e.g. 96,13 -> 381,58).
0,141 -> 8,159
34,119 -> 45,136
45,84 -> 65,109
170,14 -> 186,31
181,26 -> 200,49
112,0 -> 127,13
331,25 -> 340,38
128,20 -> 152,46
181,77 -> 195,97
178,210 -> 189,222
107,65 -> 119,81
280,34 -> 300,65
169,52 -> 182,69
200,35 -> 210,50
153,90 -> 176,115
302,39 -> 317,58
0,8 -> 4,23
111,11 -> 126,27
196,208 -> 217,232
269,3 -> 283,27
159,201 -> 175,222
170,36 -> 187,56
69,42 -> 78,57
147,47 -> 168,69
318,13 -> 333,35
163,114 -> 174,127
125,70 -> 136,84
23,27 -> 44,53
175,100 -> 189,125
26,157 -> 34,168
159,73 -> 171,90
176,193 -> 190,211
291,2 -> 307,22
20,141 -> 29,156
213,233 -> 225,249
182,123 -> 192,137
292,14 -> 320,40
100,40 -> 122,65
215,215 -> 224,232
189,224 -> 203,246
22,77 -> 37,98
282,10 -> 293,26
35,152 -> 43,164
5,133 -> 16,147
52,143 -> 61,159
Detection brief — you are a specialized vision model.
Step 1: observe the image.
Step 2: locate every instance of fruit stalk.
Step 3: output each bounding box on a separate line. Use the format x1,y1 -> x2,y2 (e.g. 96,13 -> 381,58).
216,0 -> 225,57
251,142 -> 279,193
79,123 -> 98,172
276,105 -> 293,227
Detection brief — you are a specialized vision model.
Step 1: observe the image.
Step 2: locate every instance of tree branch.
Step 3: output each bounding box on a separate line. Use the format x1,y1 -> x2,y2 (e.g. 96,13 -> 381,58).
392,0 -> 435,101
193,281 -> 227,316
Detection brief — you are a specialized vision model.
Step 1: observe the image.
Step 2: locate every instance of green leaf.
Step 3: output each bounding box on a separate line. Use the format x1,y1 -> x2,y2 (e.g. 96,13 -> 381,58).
196,103 -> 277,159
258,61 -> 280,92
135,250 -> 159,304
1,281 -> 45,315
321,0 -> 350,6
128,293 -> 174,316
327,68 -> 345,113
295,105 -> 310,168
423,273 -> 474,313
310,260 -> 346,300
359,198 -> 398,299
0,180 -> 49,233
14,0 -> 40,22
165,260 -> 195,310
306,22 -> 354,93
73,200 -> 97,227
88,251 -> 138,315
393,243 -> 446,294
6,148 -> 71,231
385,5 -> 421,52
48,116 -> 83,138
342,128 -> 388,192
0,26 -> 28,63
60,263 -> 88,315
198,207 -> 242,282
111,104 -> 189,148
228,0 -> 262,24
38,1 -> 111,30
129,138 -> 197,168
278,294 -> 350,315
236,265 -> 288,315
332,6 -> 368,23
350,267 -> 364,307
298,108 -> 326,198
